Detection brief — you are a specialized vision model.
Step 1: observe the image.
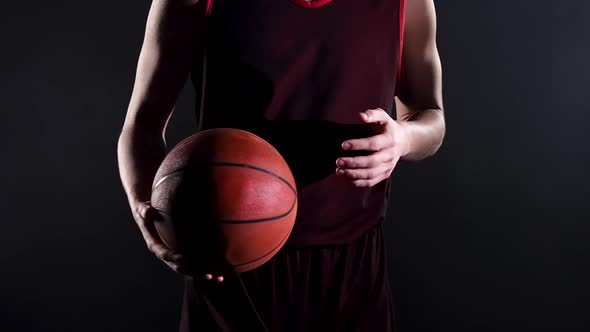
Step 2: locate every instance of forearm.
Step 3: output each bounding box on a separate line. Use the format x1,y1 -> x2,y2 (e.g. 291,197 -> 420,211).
393,0 -> 445,161
117,1 -> 206,208
399,107 -> 445,161
117,126 -> 167,207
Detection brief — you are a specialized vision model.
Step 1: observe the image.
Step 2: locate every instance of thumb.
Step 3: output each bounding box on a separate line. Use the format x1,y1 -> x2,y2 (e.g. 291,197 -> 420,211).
135,201 -> 151,219
137,201 -> 162,222
360,108 -> 389,124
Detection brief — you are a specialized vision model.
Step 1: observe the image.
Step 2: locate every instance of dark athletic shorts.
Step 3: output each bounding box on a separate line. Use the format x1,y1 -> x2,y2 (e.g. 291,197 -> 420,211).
178,223 -> 395,332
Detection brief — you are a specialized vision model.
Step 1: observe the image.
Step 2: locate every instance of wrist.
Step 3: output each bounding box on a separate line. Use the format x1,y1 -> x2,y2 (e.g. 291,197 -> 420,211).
127,191 -> 151,209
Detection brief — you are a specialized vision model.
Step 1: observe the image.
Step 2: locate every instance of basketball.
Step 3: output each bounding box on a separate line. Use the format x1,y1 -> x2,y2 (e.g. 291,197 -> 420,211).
150,128 -> 297,273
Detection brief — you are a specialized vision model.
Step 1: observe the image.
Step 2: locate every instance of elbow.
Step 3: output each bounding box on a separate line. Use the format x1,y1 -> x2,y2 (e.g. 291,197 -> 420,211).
434,110 -> 446,150
402,108 -> 446,161
119,110 -> 169,146
429,109 -> 446,157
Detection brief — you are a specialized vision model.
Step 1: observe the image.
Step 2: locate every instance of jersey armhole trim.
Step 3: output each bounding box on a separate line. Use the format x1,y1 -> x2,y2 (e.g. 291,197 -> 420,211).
206,0 -> 213,16
395,0 -> 406,96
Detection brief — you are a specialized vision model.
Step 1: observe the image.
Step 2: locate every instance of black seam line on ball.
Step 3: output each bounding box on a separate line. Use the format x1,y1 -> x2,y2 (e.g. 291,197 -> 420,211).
232,229 -> 291,268
152,162 -> 297,195
217,197 -> 296,224
153,198 -> 296,224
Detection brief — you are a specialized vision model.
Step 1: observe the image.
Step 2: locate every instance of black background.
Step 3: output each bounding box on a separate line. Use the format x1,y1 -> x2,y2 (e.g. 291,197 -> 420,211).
2,1 -> 589,331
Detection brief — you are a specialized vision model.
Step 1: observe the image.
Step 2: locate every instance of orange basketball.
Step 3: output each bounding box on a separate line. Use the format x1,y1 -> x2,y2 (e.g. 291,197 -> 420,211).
150,128 -> 297,273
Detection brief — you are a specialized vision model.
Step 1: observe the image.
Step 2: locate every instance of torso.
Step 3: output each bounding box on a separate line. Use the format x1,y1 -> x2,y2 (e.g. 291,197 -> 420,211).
193,0 -> 403,245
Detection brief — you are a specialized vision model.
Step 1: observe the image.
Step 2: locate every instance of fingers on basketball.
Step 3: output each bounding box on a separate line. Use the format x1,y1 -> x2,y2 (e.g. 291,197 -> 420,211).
198,250 -> 229,282
133,201 -> 182,263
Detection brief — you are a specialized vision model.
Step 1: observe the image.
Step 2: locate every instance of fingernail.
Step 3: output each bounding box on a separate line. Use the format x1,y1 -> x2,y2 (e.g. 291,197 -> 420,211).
337,159 -> 346,167
342,142 -> 351,150
336,169 -> 345,175
216,276 -> 224,282
204,274 -> 213,280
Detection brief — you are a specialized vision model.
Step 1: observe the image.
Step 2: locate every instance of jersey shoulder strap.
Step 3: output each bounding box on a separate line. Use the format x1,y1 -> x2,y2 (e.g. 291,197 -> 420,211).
206,0 -> 213,16
395,0 -> 406,95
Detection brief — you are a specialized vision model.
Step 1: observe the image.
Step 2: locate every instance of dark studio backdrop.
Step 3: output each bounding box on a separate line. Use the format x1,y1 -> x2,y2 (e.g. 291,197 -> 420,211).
1,1 -> 589,331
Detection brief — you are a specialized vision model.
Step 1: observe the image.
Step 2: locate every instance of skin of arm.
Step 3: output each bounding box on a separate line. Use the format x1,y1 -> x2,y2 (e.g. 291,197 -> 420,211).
117,0 -> 206,274
395,0 -> 445,161
118,0 -> 205,205
336,0 -> 445,187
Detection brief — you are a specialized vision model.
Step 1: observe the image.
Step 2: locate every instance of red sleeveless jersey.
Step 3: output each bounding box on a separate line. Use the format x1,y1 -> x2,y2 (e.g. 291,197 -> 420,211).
194,0 -> 406,245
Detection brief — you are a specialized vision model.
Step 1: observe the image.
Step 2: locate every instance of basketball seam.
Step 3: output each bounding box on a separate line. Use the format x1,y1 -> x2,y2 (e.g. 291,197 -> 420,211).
153,162 -> 297,195
232,226 -> 292,268
152,208 -> 294,268
217,197 -> 296,224
153,196 -> 296,224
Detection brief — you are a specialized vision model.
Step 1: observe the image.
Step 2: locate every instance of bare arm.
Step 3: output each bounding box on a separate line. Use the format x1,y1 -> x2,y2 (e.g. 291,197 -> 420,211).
116,0 -> 206,274
395,0 -> 446,161
334,0 -> 445,187
118,0 -> 206,208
